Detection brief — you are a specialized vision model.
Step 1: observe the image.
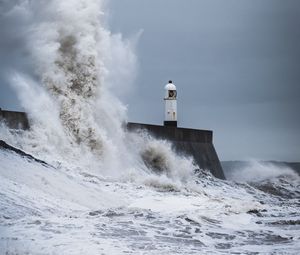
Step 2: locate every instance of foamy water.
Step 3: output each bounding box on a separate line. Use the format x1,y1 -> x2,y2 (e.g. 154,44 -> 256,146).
0,0 -> 299,254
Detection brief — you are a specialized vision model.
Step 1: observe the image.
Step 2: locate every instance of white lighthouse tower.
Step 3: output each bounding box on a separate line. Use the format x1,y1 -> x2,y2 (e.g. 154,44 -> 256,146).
164,80 -> 177,127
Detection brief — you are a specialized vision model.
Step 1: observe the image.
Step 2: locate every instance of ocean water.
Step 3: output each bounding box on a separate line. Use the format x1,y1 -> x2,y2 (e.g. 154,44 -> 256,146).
0,0 -> 299,254
0,142 -> 299,254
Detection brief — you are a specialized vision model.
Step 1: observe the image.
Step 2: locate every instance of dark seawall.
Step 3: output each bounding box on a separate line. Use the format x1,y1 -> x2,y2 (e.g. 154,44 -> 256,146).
0,108 -> 29,130
0,109 -> 225,179
127,123 -> 225,179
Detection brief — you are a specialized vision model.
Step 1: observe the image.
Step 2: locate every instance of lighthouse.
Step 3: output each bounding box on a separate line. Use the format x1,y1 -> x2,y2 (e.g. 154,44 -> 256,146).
164,80 -> 177,127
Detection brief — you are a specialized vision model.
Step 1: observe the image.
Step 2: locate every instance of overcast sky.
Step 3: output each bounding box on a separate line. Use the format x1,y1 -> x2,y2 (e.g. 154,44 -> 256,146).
1,0 -> 300,161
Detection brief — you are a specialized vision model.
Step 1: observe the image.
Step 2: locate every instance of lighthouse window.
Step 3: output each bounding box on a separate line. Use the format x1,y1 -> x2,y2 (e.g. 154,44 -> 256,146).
168,90 -> 176,98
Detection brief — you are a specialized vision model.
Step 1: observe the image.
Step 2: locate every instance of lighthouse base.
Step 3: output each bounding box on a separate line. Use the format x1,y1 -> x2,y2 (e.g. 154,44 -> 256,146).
164,121 -> 177,127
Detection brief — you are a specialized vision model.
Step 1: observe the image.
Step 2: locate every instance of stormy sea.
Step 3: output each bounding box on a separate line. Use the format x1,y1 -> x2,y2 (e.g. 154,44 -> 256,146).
0,0 -> 299,254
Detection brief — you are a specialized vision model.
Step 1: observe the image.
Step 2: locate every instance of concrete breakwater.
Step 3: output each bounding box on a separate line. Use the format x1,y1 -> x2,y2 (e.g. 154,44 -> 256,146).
0,108 -> 29,130
0,109 -> 225,179
127,123 -> 225,179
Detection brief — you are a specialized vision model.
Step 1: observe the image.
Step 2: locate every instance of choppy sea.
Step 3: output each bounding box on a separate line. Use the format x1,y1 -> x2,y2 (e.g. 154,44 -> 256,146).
0,142 -> 299,254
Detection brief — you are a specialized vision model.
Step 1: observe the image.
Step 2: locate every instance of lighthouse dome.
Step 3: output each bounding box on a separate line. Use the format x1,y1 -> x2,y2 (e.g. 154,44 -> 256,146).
164,80 -> 177,99
165,81 -> 176,91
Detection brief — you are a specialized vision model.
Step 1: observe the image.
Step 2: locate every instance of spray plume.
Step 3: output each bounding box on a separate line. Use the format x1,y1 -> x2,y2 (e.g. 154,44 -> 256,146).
0,0 -> 195,181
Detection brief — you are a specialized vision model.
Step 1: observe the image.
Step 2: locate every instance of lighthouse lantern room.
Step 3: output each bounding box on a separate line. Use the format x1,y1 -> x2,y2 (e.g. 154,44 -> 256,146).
164,80 -> 177,127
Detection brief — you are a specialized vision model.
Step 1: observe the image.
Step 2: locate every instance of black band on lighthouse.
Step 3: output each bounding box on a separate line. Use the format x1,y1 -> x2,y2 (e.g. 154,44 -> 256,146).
164,121 -> 177,127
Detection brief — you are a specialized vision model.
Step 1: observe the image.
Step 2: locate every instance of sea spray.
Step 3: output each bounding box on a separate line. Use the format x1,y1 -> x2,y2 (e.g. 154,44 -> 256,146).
226,160 -> 299,183
0,0 -> 195,181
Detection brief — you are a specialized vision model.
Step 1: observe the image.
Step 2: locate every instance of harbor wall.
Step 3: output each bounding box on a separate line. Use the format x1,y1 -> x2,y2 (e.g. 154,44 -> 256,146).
0,109 -> 225,179
0,108 -> 29,130
127,123 -> 225,179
